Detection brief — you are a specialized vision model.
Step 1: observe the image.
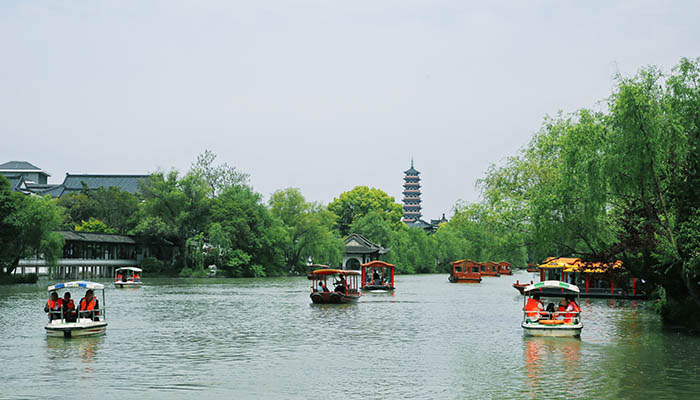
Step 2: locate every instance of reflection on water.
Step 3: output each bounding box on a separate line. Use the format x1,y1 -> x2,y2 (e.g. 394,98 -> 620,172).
1,272 -> 700,399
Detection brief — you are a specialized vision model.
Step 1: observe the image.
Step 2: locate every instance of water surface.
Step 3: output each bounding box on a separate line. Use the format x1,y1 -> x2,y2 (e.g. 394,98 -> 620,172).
1,271 -> 699,399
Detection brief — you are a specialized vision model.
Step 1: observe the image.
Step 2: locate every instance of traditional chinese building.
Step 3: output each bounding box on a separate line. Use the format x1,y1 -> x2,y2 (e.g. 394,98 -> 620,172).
402,160 -> 422,223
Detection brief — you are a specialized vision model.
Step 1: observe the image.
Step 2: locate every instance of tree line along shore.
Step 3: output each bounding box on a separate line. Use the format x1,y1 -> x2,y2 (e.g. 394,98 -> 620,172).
2,57 -> 699,330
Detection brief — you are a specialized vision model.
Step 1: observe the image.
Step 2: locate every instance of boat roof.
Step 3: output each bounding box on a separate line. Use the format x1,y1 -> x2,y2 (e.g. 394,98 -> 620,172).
361,260 -> 394,269
115,267 -> 142,272
48,281 -> 105,291
310,268 -> 361,276
524,280 -> 580,293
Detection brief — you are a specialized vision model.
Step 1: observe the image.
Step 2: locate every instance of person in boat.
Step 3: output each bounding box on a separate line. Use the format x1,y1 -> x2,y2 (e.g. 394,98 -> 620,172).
524,294 -> 544,322
372,269 -> 380,285
319,280 -> 330,293
134,272 -> 140,281
334,275 -> 347,293
63,292 -> 77,322
79,289 -> 100,321
564,295 -> 581,324
553,298 -> 567,320
44,291 -> 63,321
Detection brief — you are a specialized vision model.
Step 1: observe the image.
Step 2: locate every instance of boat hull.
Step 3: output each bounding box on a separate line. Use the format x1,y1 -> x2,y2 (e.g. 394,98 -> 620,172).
449,276 -> 481,283
45,320 -> 108,338
310,292 -> 360,304
521,322 -> 582,337
362,285 -> 395,291
115,282 -> 142,288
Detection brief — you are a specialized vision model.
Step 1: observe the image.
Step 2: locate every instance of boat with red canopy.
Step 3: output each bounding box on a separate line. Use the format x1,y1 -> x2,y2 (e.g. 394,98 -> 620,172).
498,261 -> 513,275
448,259 -> 481,283
361,260 -> 395,291
309,269 -> 361,304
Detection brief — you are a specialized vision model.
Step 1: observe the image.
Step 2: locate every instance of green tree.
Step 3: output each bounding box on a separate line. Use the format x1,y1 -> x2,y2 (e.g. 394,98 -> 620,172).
74,218 -> 117,234
56,186 -> 139,234
0,176 -> 64,277
327,186 -> 403,236
190,149 -> 249,197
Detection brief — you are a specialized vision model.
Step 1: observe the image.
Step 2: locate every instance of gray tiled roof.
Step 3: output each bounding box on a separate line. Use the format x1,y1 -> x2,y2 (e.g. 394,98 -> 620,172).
0,161 -> 43,171
29,185 -> 65,197
4,175 -> 25,192
58,230 -> 136,244
344,233 -> 389,254
61,174 -> 149,194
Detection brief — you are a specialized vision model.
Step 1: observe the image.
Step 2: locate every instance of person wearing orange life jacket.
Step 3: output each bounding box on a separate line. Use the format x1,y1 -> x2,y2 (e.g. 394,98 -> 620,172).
79,289 -> 100,321
553,298 -> 567,320
524,294 -> 544,321
134,273 -> 140,281
115,273 -> 123,282
63,292 -> 77,322
564,295 -> 581,324
44,291 -> 63,321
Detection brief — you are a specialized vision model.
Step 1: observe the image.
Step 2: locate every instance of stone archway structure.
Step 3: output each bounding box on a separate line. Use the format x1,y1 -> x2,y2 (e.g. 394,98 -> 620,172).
342,233 -> 389,271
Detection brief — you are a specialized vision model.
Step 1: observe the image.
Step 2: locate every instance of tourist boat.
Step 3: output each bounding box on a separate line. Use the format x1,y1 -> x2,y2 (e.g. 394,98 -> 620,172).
448,259 -> 481,283
114,267 -> 142,288
45,281 -> 108,338
309,269 -> 361,304
521,280 -> 582,337
361,260 -> 395,291
517,257 -> 646,299
526,263 -> 538,273
481,261 -> 501,277
498,261 -> 513,275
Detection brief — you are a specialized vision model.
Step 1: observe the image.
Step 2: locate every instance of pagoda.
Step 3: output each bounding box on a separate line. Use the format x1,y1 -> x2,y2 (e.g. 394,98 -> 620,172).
402,160 -> 422,223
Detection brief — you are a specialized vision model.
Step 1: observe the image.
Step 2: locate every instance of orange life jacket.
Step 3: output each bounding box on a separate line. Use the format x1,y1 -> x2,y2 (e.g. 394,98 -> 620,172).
48,298 -> 63,310
525,298 -> 543,318
115,274 -> 123,282
80,297 -> 98,312
134,274 -> 140,281
63,299 -> 75,311
565,301 -> 581,323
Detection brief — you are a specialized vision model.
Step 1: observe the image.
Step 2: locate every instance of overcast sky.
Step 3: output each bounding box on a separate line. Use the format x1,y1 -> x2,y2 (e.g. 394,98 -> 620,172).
2,1 -> 698,219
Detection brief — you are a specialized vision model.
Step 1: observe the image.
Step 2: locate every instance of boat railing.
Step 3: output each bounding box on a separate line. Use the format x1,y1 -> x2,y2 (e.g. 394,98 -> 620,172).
48,307 -> 106,323
522,310 -> 581,324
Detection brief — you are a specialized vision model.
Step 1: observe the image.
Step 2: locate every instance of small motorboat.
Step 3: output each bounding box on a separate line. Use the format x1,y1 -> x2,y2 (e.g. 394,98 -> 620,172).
114,267 -> 142,288
448,259 -> 481,283
309,268 -> 361,304
521,281 -> 582,337
45,281 -> 108,338
361,260 -> 395,291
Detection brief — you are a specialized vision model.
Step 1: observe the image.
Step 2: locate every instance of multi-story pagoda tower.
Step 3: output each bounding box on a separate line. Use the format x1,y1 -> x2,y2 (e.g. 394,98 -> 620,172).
402,159 -> 422,223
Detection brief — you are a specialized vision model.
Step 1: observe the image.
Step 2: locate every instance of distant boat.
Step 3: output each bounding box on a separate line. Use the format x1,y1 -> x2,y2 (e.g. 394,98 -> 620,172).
448,259 -> 481,283
361,260 -> 395,291
309,269 -> 361,304
114,267 -> 142,288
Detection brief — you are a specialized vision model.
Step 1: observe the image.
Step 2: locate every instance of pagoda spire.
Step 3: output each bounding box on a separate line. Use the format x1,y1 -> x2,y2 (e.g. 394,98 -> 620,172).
402,160 -> 422,223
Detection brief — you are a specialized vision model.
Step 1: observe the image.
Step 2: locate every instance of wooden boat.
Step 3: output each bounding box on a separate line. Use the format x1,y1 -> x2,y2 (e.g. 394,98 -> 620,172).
513,280 -> 534,294
481,261 -> 501,277
521,281 -> 582,337
361,260 -> 395,291
114,267 -> 142,288
448,259 -> 481,283
309,269 -> 361,304
527,257 -> 647,299
45,281 -> 108,338
498,261 -> 513,275
526,263 -> 538,273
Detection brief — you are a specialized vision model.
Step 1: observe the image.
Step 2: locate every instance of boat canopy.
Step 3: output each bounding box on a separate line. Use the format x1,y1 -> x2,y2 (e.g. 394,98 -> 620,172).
48,281 -> 105,291
115,267 -> 143,272
524,280 -> 580,293
311,269 -> 361,276
361,260 -> 394,269
538,257 -> 583,269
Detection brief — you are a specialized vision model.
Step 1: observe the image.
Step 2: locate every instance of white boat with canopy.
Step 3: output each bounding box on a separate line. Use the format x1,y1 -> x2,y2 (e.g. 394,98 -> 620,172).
45,281 -> 108,338
115,267 -> 142,288
521,280 -> 583,337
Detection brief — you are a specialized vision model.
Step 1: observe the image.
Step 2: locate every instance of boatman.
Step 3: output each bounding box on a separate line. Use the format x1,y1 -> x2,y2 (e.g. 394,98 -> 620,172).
79,289 -> 100,321
44,291 -> 63,321
524,294 -> 545,322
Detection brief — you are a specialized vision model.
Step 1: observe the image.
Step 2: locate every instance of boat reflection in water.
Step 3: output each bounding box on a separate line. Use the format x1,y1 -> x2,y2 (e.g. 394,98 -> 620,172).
523,336 -> 583,397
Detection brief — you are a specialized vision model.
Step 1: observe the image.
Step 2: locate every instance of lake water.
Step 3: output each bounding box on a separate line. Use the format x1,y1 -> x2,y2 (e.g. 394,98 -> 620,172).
1,271 -> 699,399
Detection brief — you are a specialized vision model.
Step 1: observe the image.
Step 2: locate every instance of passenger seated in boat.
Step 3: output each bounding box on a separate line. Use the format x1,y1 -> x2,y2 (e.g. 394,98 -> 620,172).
564,296 -> 581,323
63,292 -> 77,322
319,281 -> 330,293
372,270 -> 380,285
44,292 -> 63,321
134,273 -> 140,281
553,299 -> 567,320
524,295 -> 544,322
79,289 -> 100,321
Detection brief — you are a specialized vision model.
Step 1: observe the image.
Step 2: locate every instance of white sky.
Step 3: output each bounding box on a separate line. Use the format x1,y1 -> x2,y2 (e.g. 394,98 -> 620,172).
2,1 -> 698,219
